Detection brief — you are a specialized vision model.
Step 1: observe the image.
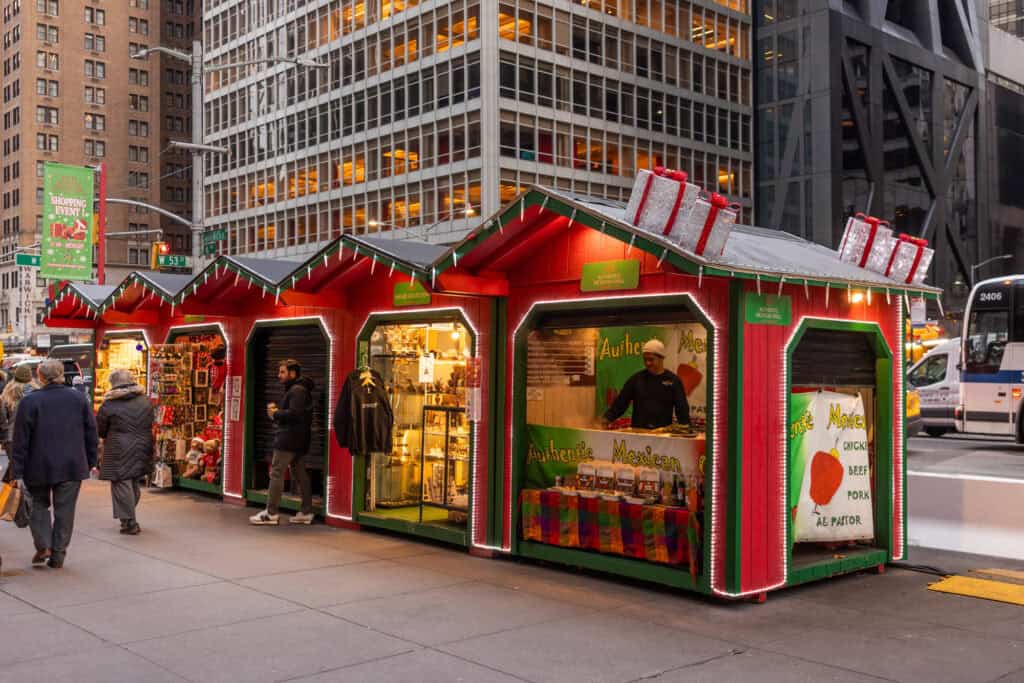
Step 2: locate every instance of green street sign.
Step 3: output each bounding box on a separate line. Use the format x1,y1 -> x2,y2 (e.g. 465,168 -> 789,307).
15,253 -> 40,267
203,242 -> 220,255
393,280 -> 431,307
581,259 -> 640,292
744,293 -> 792,326
202,228 -> 227,244
157,254 -> 189,268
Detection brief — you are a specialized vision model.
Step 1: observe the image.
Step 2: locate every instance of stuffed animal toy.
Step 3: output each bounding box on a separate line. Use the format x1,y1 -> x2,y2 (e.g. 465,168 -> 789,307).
182,437 -> 205,479
200,438 -> 221,484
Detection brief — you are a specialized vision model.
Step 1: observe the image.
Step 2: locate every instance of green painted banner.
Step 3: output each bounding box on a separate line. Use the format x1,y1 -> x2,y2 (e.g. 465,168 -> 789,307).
744,293 -> 792,326
41,162 -> 94,281
393,280 -> 431,307
581,259 -> 640,292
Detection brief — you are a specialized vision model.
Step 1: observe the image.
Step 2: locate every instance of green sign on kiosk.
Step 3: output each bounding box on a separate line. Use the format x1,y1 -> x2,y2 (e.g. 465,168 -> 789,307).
393,280 -> 431,307
581,259 -> 640,292
745,293 -> 792,326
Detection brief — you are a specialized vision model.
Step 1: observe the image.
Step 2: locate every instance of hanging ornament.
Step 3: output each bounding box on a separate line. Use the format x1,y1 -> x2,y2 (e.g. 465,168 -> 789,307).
698,265 -> 704,289
937,295 -> 945,319
498,216 -> 504,236
756,273 -> 761,295
389,261 -> 395,278
452,249 -> 458,267
234,271 -> 241,287
825,282 -> 830,309
519,198 -> 525,224
275,288 -> 281,305
626,233 -> 636,255
539,196 -> 549,213
846,283 -> 852,304
886,288 -> 891,305
803,279 -> 810,301
567,208 -> 577,231
657,248 -> 669,268
352,245 -> 359,261
370,258 -> 376,275
322,253 -> 328,267
409,270 -> 415,287
867,288 -> 872,305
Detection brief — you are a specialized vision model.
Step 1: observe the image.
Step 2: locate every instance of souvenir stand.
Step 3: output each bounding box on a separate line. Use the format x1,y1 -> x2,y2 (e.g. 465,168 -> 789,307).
429,185 -> 940,600
171,255 -> 340,512
280,235 -> 499,546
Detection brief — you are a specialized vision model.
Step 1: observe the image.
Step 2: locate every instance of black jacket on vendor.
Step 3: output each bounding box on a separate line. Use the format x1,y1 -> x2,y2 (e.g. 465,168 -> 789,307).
272,376 -> 315,455
333,368 -> 394,454
604,370 -> 689,429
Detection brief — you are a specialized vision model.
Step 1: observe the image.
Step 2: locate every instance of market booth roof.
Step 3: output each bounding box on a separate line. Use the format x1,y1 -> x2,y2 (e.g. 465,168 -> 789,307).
172,254 -> 305,311
45,282 -> 117,324
432,187 -> 942,297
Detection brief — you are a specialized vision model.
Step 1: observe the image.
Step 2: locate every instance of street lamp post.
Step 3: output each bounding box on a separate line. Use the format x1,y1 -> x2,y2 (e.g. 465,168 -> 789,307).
971,254 -> 1013,285
131,43 -> 326,269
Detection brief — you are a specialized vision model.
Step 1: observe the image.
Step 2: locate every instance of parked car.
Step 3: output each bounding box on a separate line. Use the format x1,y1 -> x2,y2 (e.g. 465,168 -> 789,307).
907,338 -> 960,437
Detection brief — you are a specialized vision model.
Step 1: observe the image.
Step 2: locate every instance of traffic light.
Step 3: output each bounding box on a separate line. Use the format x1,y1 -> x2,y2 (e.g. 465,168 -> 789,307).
150,241 -> 170,270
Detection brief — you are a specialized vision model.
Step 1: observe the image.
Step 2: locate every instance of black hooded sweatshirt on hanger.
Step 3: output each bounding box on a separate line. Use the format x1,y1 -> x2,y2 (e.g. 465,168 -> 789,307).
333,368 -> 393,454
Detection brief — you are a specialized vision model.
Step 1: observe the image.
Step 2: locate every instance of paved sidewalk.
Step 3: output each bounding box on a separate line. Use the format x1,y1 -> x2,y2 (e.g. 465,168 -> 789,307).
1,482 -> 1023,683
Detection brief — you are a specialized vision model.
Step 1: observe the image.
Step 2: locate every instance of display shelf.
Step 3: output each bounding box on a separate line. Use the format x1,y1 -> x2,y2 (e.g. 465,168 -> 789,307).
172,477 -> 222,496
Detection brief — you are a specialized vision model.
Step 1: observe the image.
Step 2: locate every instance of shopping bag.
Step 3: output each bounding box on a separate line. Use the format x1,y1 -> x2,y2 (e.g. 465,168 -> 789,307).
153,463 -> 174,489
0,481 -> 22,522
13,488 -> 30,528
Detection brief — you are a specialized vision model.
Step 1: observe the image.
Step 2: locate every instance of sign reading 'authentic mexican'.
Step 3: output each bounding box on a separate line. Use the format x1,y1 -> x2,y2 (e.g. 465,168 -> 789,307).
744,293 -> 792,326
41,162 -> 94,281
581,259 -> 640,292
393,280 -> 431,307
524,424 -> 704,489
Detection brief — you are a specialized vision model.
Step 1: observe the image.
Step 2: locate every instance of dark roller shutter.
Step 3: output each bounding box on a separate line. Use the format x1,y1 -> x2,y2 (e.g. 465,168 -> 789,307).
252,325 -> 329,474
791,329 -> 877,387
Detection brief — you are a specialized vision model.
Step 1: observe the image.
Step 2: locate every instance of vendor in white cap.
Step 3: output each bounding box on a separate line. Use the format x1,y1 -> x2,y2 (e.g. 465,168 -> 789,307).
603,338 -> 689,430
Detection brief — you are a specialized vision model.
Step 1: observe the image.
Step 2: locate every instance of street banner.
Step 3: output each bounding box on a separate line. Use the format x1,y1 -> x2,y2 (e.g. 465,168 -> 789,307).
595,324 -> 707,427
524,424 -> 704,489
788,390 -> 874,543
41,163 -> 94,281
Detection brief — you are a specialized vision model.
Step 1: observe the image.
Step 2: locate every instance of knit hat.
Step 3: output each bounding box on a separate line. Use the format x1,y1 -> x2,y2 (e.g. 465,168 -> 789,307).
641,339 -> 666,358
14,365 -> 33,383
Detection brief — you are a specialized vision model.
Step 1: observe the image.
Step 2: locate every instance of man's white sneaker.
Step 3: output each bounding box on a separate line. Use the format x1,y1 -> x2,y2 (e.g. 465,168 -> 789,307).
289,512 -> 314,525
249,510 -> 279,525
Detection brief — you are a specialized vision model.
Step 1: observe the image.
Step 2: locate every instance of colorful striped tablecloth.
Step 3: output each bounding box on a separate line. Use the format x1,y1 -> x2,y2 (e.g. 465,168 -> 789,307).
520,489 -> 690,565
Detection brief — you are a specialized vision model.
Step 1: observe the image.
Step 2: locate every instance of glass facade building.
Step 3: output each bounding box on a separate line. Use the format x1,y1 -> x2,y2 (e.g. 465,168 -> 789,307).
201,0 -> 753,258
991,1 -> 1024,38
754,0 -> 986,294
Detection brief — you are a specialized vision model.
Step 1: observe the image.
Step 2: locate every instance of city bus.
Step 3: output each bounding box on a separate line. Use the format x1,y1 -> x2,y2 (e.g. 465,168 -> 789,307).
959,276 -> 1024,440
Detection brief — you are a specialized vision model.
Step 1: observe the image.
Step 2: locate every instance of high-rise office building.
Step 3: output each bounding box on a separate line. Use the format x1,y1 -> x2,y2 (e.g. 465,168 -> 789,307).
0,0 -> 197,345
991,0 -> 1024,38
754,0 -> 985,295
202,1 -> 753,258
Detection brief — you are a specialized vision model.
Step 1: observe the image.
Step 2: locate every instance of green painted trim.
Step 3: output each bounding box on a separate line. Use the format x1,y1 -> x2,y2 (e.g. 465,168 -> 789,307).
784,317 -> 896,586
518,542 -> 704,592
244,490 -> 325,516
725,280 -> 745,594
898,296 -> 909,560
358,512 -> 468,546
243,318 -> 332,506
509,294 -> 716,593
488,297 -> 508,548
172,477 -> 223,496
787,548 -> 887,587
351,309 -> 476,547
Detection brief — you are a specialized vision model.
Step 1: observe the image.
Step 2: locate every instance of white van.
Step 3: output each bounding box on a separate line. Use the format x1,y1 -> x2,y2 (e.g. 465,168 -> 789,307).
907,338 -> 960,437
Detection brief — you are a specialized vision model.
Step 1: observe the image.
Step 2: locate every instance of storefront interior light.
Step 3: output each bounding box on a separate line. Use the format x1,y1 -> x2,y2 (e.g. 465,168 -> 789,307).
851,292 -> 864,304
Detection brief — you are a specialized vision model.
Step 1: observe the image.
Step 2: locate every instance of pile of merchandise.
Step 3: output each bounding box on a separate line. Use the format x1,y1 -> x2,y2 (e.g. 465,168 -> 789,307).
149,337 -> 226,487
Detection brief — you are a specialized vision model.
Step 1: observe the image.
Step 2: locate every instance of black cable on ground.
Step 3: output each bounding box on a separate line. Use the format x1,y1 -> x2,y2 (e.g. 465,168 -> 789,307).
889,562 -> 951,577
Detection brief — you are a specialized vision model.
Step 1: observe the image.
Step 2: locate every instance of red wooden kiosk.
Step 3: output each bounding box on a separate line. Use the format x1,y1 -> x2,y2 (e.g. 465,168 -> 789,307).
426,187 -> 939,599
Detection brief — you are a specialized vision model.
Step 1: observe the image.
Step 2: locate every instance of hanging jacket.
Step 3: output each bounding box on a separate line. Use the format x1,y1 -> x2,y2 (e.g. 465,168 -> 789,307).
333,368 -> 393,455
272,376 -> 315,455
96,384 -> 155,482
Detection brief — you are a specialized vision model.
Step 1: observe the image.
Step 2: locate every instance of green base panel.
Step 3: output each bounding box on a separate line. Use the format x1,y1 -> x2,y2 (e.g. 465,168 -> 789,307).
787,547 -> 888,587
518,541 -> 702,593
245,490 -> 325,516
358,511 -> 468,546
362,505 -> 451,523
172,477 -> 222,496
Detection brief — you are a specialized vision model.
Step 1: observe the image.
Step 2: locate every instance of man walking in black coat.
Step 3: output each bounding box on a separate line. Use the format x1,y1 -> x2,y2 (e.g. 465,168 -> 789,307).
10,359 -> 98,568
250,359 -> 314,526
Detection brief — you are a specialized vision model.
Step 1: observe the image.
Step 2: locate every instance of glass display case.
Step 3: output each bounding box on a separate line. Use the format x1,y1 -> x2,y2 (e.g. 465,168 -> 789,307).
421,405 -> 469,511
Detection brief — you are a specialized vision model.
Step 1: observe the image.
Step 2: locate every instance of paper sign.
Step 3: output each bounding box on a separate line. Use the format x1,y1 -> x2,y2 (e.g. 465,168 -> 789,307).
229,397 -> 240,422
418,355 -> 435,384
745,293 -> 792,326
230,376 -> 241,399
581,259 -> 640,292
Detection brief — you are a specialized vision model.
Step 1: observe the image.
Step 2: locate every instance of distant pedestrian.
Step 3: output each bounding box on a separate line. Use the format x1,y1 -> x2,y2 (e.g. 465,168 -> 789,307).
96,369 -> 154,535
9,359 -> 98,568
0,365 -> 35,454
250,358 -> 314,525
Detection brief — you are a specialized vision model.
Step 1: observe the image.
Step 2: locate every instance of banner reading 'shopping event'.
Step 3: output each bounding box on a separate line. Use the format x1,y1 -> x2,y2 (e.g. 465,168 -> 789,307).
788,391 -> 874,543
41,163 -> 94,281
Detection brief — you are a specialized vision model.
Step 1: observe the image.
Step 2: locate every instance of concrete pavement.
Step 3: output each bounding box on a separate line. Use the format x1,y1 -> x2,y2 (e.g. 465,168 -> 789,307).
0,481 -> 1023,683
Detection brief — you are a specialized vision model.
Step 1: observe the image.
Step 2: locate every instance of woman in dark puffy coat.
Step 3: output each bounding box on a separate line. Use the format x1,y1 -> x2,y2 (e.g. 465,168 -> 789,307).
96,369 -> 154,535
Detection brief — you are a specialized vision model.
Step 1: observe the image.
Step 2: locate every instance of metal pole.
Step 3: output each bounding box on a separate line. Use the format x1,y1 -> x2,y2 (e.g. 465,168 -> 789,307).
97,162 -> 107,284
191,39 -> 204,268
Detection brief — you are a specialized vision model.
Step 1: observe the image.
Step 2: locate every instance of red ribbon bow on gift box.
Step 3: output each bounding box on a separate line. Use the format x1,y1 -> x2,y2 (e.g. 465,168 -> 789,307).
694,192 -> 740,256
633,167 -> 691,234
884,233 -> 929,283
851,213 -> 891,268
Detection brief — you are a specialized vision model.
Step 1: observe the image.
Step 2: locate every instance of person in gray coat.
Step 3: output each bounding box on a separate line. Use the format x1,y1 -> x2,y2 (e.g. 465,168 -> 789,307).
96,369 -> 154,535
